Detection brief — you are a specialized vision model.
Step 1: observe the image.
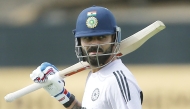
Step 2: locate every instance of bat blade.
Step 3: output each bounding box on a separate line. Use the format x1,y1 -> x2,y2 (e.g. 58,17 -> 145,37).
118,20 -> 165,56
4,20 -> 165,102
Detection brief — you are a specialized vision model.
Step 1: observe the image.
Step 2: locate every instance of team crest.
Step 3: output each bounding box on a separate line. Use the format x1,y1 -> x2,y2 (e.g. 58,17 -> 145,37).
91,88 -> 99,101
86,16 -> 98,28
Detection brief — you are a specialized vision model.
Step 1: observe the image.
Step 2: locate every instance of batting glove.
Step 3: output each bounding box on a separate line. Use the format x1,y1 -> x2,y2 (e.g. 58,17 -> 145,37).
30,62 -> 75,106
30,62 -> 59,83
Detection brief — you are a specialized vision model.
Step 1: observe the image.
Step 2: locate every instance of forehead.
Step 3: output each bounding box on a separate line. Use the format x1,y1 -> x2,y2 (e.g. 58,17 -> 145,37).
81,34 -> 112,38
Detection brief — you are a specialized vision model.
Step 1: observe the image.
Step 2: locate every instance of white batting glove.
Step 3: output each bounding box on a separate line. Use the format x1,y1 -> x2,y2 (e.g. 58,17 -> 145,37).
30,62 -> 75,106
45,74 -> 70,104
30,62 -> 59,83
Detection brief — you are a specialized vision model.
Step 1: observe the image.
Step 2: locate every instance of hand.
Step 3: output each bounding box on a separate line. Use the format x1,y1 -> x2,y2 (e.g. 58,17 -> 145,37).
30,62 -> 59,83
30,62 -> 74,106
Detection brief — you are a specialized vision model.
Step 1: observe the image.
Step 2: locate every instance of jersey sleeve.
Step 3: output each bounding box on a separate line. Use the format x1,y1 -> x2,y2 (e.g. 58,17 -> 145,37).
106,71 -> 142,109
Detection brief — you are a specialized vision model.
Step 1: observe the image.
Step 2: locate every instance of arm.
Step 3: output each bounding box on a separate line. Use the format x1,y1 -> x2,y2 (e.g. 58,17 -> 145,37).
30,62 -> 83,109
67,99 -> 81,109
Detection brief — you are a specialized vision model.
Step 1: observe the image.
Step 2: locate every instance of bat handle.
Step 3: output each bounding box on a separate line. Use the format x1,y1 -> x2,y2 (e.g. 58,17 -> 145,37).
4,62 -> 89,102
4,82 -> 50,102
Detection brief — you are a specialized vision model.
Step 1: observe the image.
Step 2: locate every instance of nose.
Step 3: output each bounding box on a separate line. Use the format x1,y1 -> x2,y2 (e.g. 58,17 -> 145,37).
90,37 -> 101,44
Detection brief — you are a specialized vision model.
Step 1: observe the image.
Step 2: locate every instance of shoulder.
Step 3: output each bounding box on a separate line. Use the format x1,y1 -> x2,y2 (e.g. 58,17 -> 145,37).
109,70 -> 132,100
104,66 -> 142,103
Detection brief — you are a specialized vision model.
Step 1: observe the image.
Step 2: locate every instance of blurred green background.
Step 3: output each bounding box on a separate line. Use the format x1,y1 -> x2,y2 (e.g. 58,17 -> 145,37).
0,0 -> 190,109
0,0 -> 190,66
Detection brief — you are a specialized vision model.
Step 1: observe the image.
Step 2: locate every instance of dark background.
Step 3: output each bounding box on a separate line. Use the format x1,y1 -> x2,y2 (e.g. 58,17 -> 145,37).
0,0 -> 189,66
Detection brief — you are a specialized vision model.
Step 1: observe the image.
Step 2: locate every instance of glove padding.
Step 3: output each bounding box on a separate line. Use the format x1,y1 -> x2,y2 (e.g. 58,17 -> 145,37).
30,62 -> 70,104
30,62 -> 59,83
47,74 -> 70,104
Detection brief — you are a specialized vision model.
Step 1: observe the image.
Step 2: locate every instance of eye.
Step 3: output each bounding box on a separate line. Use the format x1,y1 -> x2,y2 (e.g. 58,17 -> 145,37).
81,37 -> 93,41
97,35 -> 107,40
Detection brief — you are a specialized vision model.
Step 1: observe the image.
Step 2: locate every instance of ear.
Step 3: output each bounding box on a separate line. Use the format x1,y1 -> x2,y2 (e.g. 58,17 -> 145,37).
111,34 -> 116,42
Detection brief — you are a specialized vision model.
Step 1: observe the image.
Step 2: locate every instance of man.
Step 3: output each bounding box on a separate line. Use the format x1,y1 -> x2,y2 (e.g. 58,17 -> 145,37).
30,6 -> 143,109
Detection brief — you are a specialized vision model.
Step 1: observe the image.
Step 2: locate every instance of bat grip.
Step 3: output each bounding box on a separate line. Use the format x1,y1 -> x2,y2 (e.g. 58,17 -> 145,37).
4,82 -> 50,102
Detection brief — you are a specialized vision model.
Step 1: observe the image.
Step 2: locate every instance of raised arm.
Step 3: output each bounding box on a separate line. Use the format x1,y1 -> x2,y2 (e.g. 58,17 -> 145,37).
30,62 -> 82,109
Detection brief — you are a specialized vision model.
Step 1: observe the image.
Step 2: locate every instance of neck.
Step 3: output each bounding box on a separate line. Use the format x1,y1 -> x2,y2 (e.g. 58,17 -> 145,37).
91,56 -> 117,73
92,68 -> 101,73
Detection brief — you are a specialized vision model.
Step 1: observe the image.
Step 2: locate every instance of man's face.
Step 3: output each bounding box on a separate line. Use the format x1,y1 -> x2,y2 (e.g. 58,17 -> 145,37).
80,35 -> 113,67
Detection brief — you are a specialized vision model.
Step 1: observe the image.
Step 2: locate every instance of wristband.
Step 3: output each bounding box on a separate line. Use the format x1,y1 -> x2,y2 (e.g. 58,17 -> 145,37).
63,94 -> 75,108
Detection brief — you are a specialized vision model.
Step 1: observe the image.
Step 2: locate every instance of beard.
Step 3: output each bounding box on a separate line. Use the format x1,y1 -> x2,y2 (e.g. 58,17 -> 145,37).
82,45 -> 113,67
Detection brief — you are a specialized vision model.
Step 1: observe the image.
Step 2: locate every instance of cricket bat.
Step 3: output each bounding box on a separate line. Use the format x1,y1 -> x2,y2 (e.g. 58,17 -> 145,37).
4,20 -> 166,102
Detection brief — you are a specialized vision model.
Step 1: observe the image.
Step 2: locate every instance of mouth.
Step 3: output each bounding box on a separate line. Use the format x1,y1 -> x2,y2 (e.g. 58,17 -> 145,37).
89,51 -> 103,55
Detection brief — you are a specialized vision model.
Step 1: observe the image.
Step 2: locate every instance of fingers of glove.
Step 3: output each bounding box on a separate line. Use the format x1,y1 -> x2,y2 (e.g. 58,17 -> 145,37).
30,62 -> 59,83
41,62 -> 65,84
40,62 -> 59,77
30,66 -> 47,83
43,74 -> 65,96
